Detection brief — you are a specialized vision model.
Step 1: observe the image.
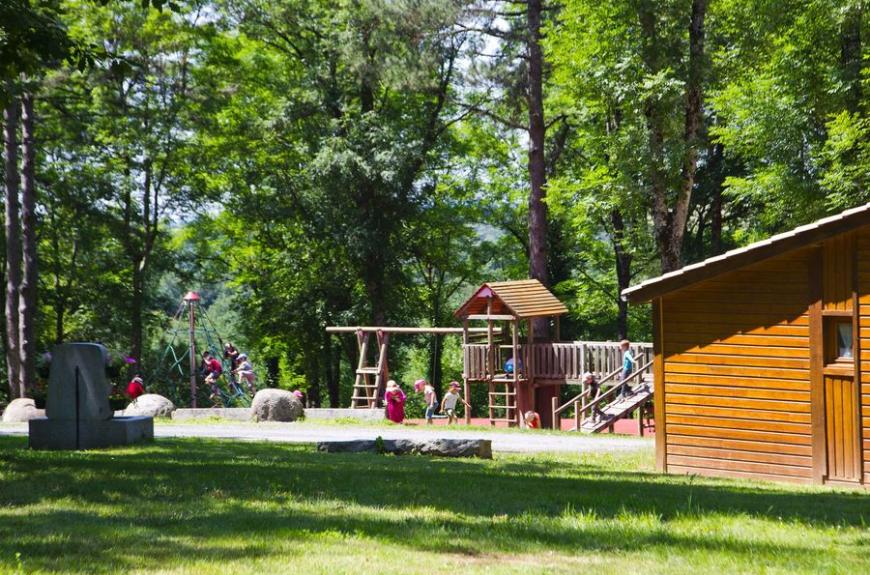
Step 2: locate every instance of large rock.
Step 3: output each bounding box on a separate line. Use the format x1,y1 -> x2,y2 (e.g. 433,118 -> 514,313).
123,394 -> 176,418
2,398 -> 45,423
251,389 -> 304,422
317,438 -> 492,459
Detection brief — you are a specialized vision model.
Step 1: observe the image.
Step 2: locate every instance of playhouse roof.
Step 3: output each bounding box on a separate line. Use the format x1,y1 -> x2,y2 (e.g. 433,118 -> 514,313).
623,202 -> 870,303
454,279 -> 568,320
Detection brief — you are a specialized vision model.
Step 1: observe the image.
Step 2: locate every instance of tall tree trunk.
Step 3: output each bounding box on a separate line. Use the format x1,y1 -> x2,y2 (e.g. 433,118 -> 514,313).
641,0 -> 708,273
130,265 -> 144,363
526,0 -> 549,290
709,143 -> 724,255
3,96 -> 21,399
324,329 -> 340,408
611,209 -> 632,339
18,93 -> 37,396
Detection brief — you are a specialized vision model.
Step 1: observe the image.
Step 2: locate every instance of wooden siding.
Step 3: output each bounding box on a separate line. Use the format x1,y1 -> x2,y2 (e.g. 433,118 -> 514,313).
857,230 -> 870,483
661,249 -> 814,483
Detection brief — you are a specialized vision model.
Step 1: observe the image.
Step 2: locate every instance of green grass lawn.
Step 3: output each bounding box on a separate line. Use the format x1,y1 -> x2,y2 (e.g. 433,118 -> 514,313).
0,436 -> 868,574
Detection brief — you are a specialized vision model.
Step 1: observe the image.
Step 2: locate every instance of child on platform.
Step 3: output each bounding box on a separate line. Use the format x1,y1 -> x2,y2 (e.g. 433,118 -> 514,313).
620,339 -> 636,398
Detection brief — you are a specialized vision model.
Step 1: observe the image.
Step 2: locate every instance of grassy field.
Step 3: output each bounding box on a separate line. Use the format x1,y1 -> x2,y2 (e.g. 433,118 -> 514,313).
0,436 -> 868,574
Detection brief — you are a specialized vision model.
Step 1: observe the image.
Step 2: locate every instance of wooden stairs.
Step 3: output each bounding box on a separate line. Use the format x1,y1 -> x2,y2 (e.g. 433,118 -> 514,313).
578,374 -> 654,433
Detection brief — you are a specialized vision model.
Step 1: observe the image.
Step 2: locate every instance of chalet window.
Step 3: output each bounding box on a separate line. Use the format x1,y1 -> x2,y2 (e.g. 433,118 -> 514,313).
836,322 -> 853,360
824,318 -> 854,367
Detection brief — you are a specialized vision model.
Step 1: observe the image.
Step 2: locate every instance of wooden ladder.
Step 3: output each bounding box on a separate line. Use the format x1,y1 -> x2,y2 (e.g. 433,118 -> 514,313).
351,330 -> 389,408
488,378 -> 518,425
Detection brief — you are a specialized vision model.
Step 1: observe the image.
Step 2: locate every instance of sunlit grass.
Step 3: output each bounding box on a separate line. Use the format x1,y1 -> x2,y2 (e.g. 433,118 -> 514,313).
0,436 -> 867,574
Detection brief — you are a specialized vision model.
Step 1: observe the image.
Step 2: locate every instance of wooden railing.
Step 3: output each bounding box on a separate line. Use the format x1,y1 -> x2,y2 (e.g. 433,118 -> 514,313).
462,340 -> 652,382
551,359 -> 654,431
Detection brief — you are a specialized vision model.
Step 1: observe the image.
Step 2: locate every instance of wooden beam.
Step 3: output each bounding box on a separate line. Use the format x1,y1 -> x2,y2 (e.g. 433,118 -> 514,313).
652,297 -> 667,472
851,235 -> 863,484
808,246 -> 826,484
466,314 -> 517,321
326,326 -> 499,334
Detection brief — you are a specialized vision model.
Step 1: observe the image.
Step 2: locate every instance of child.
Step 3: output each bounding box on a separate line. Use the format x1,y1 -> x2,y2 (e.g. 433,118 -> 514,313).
440,381 -> 462,425
384,380 -> 406,424
583,371 -> 605,421
233,353 -> 257,393
620,339 -> 635,398
202,351 -> 223,403
416,378 -> 437,425
524,410 -> 541,429
126,375 -> 145,400
223,342 -> 240,368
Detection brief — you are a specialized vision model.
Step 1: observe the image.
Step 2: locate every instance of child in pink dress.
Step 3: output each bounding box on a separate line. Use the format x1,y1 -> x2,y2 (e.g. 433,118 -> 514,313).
384,380 -> 406,424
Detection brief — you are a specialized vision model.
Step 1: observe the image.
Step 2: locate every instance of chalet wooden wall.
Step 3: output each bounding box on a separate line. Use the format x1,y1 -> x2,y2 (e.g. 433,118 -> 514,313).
858,230 -> 870,484
658,249 -> 814,483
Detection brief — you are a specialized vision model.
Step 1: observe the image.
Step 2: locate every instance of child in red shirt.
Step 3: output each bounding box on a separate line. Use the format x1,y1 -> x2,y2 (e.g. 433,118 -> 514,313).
126,376 -> 145,400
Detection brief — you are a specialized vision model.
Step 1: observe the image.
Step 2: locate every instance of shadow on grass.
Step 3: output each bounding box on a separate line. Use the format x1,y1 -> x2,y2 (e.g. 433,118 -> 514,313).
0,435 -> 866,572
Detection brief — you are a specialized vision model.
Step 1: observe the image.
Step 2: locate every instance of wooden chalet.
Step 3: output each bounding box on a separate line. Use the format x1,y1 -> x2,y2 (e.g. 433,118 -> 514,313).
623,203 -> 870,487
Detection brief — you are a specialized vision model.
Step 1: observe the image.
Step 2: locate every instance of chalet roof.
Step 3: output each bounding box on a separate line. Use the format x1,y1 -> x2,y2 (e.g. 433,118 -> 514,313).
623,202 -> 870,303
454,279 -> 568,320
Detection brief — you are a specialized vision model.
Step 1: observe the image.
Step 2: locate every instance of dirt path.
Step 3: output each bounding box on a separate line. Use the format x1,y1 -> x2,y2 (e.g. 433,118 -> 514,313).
0,421 -> 652,454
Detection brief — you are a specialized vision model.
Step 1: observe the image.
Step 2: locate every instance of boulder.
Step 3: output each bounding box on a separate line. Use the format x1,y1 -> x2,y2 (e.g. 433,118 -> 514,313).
123,394 -> 176,418
317,438 -> 492,459
2,398 -> 45,423
251,389 -> 304,422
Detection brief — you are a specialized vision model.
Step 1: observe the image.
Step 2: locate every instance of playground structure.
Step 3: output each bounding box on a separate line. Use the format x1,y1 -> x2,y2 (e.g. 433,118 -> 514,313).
328,279 -> 654,431
155,291 -> 253,408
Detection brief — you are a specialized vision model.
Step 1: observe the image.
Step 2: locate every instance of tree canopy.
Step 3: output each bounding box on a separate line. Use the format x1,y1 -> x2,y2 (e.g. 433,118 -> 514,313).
1,0 -> 867,408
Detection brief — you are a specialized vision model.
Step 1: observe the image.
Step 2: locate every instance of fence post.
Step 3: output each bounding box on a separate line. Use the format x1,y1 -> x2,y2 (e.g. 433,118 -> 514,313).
551,396 -> 559,430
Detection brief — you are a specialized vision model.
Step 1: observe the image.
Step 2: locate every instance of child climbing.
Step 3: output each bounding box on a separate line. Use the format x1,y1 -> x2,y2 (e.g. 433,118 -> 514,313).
415,378 -> 437,425
202,351 -> 223,403
440,381 -> 462,425
233,353 -> 257,394
384,380 -> 406,424
583,371 -> 605,422
223,342 -> 240,368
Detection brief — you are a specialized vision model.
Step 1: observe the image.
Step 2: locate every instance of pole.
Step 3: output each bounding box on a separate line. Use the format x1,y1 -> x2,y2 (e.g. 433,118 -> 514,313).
189,299 -> 197,408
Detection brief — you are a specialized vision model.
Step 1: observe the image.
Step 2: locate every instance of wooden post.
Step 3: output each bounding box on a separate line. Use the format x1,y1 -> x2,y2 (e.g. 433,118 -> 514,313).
463,318 -> 471,425
574,400 -> 580,431
551,396 -> 559,430
188,299 -> 197,409
808,247 -> 826,483
512,319 -> 519,426
652,298 -> 667,472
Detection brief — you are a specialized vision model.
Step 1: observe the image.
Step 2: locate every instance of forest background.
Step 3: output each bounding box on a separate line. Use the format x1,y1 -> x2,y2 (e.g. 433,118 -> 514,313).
1,0 -> 867,411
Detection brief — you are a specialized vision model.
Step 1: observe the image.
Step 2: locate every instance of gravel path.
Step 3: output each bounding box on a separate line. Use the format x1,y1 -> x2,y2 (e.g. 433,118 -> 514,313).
0,421 -> 652,454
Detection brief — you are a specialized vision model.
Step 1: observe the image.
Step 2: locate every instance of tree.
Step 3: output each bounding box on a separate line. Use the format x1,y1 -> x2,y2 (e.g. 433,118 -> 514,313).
19,91 -> 37,393
3,96 -> 21,398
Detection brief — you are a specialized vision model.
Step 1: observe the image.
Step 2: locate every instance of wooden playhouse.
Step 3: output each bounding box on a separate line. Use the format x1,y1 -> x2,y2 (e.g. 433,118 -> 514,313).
623,203 -> 870,487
